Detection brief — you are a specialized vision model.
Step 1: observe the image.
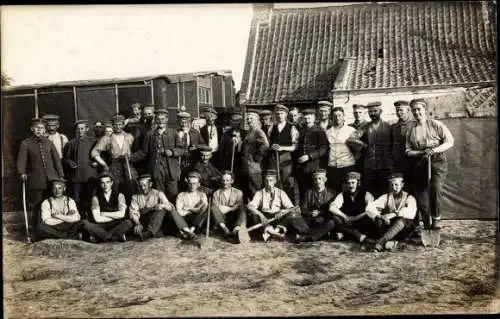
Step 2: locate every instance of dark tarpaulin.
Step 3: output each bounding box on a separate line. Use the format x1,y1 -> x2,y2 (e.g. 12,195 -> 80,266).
38,91 -> 76,139
76,87 -> 116,126
441,118 -> 497,219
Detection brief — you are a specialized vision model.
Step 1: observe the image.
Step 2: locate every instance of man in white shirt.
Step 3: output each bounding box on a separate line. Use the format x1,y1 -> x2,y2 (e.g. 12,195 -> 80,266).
175,171 -> 209,234
42,114 -> 68,160
38,178 -> 101,240
247,169 -> 305,242
365,173 -> 418,251
326,106 -> 357,193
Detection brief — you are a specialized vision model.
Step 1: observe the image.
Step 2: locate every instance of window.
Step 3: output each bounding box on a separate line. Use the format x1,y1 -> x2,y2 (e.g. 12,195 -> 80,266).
199,87 -> 212,104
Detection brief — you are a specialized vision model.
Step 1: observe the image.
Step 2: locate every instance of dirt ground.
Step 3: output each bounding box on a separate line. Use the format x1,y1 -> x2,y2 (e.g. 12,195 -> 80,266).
3,218 -> 499,317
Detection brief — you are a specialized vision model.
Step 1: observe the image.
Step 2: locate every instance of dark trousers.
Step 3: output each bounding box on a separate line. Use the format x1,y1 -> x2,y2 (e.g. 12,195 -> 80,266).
297,169 -> 313,202
183,210 -> 208,232
86,219 -> 133,241
363,168 -> 392,198
38,220 -> 85,240
412,156 -> 448,227
162,209 -> 193,235
371,217 -> 415,242
327,165 -> 356,193
109,159 -> 138,204
328,215 -> 376,241
211,205 -> 246,230
123,209 -> 166,237
242,172 -> 263,201
27,188 -> 50,239
248,210 -> 311,236
150,159 -> 179,203
70,180 -> 96,220
301,212 -> 336,241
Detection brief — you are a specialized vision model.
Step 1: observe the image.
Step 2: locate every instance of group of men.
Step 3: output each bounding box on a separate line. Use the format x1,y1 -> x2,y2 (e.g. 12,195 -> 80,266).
17,97 -> 454,251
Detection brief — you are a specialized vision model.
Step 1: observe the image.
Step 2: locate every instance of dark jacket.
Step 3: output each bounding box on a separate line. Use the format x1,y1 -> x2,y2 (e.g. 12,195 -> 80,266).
17,136 -> 64,190
297,125 -> 329,174
62,136 -> 99,183
301,188 -> 337,217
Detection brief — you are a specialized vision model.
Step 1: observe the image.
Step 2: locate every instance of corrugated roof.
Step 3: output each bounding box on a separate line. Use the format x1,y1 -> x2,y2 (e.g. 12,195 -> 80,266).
241,1 -> 497,105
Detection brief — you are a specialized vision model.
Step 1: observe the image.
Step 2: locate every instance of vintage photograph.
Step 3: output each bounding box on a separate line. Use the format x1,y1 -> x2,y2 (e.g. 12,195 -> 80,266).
2,2 -> 498,317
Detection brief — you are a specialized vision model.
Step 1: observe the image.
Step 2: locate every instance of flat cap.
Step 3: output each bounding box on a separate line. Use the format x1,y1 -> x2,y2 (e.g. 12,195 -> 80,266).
332,106 -> 345,113
103,121 -> 113,128
138,174 -> 153,180
74,119 -> 89,126
318,101 -> 333,108
410,98 -> 427,108
187,171 -> 202,179
345,171 -> 362,181
246,109 -> 260,116
366,102 -> 382,108
143,105 -> 156,110
302,108 -> 316,115
263,169 -> 277,176
312,168 -> 327,176
177,111 -> 191,119
202,107 -> 218,115
98,171 -> 113,180
51,177 -> 67,184
352,104 -> 366,109
154,108 -> 168,114
387,172 -> 404,181
198,145 -> 213,153
259,110 -> 272,116
274,104 -> 289,113
31,118 -> 47,126
231,113 -> 243,120
111,114 -> 125,122
394,100 -> 410,107
42,114 -> 60,121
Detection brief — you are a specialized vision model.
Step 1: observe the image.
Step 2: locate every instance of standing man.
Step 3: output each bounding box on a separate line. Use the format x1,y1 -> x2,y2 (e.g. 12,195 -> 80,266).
199,108 -> 222,168
316,101 -> 333,131
93,121 -> 105,139
132,105 -> 156,175
193,145 -> 222,190
365,173 -> 418,251
42,114 -> 69,160
91,114 -> 138,202
219,111 -> 246,187
259,109 -> 274,138
405,98 -> 454,230
62,119 -> 99,219
241,110 -> 269,200
211,170 -> 246,237
288,106 -> 302,128
391,100 -> 415,192
177,111 -> 206,187
17,118 -> 65,239
347,102 -> 393,198
124,102 -> 142,131
268,104 -> 300,204
175,172 -> 209,234
296,109 -> 329,201
325,106 -> 357,193
348,104 -> 369,130
130,108 -> 185,203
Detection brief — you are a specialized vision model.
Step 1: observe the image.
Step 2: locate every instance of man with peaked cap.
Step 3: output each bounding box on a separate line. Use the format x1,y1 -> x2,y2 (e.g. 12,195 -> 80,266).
200,107 -> 222,168
131,104 -> 156,175
241,109 -> 270,200
62,119 -> 99,218
247,169 -> 306,242
316,101 -> 333,131
42,114 -> 69,160
219,110 -> 246,188
259,109 -> 274,138
365,173 -> 418,251
390,100 -> 415,193
294,169 -> 337,242
210,170 -> 246,238
38,178 -> 104,241
129,108 -> 185,202
267,103 -> 300,204
327,171 -> 375,244
193,145 -> 222,190
175,171 -> 209,235
296,108 -> 329,201
91,114 -> 138,203
17,118 -> 65,240
347,101 -> 394,198
325,106 -> 357,193
177,111 -> 207,188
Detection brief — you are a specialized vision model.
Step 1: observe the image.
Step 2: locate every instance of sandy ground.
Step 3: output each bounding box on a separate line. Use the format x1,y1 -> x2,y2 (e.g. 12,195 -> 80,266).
3,218 -> 499,317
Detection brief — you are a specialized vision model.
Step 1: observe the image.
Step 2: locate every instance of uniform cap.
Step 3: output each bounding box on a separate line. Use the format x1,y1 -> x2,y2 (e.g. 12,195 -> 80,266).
274,104 -> 289,113
246,109 -> 260,117
302,108 -> 316,115
111,114 -> 125,122
387,172 -> 404,181
198,145 -> 213,154
318,101 -> 333,108
352,104 -> 366,109
177,111 -> 191,119
154,108 -> 168,115
74,119 -> 89,126
259,110 -> 272,116
312,168 -> 327,176
263,169 -> 277,176
143,105 -> 156,111
410,98 -> 428,108
138,174 -> 153,181
366,102 -> 382,108
345,171 -> 362,181
202,107 -> 218,115
51,177 -> 67,185
98,171 -> 113,180
187,171 -> 202,180
394,100 -> 410,107
42,114 -> 60,121
31,118 -> 47,126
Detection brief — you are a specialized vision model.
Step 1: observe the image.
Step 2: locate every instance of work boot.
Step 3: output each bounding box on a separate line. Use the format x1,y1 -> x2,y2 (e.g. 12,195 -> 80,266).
141,230 -> 153,241
431,218 -> 442,230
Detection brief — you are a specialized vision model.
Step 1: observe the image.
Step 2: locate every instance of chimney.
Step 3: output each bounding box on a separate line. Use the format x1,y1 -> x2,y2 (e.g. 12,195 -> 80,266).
253,3 -> 273,24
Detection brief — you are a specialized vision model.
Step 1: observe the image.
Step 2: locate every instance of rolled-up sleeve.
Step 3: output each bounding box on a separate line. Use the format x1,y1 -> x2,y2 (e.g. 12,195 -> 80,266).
247,191 -> 263,212
432,120 -> 454,153
91,136 -> 110,159
129,195 -> 141,220
398,195 -> 417,220
41,200 -> 60,226
365,195 -> 387,220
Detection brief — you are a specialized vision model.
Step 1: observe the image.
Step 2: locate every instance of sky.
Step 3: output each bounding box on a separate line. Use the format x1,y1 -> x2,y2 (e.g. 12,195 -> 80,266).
1,3 -> 355,90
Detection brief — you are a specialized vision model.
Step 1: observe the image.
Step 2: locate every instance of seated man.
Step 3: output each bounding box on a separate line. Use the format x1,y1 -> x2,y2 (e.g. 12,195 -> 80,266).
365,173 -> 417,251
294,169 -> 337,242
38,178 -> 100,240
193,145 -> 222,190
247,169 -> 306,242
88,172 -> 131,242
127,174 -> 176,241
328,172 -> 375,243
211,170 -> 246,237
176,171 -> 209,234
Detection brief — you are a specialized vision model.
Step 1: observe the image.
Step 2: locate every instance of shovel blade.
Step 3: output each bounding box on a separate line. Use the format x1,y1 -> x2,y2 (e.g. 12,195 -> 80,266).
421,229 -> 433,247
237,228 -> 251,245
199,237 -> 214,250
430,229 -> 441,247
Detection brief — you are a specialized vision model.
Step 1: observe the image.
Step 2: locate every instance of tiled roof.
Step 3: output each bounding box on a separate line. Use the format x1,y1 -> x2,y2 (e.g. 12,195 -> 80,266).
241,1 -> 497,105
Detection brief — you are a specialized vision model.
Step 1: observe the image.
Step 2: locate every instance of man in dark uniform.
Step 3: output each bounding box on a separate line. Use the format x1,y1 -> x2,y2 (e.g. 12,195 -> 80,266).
259,109 -> 274,138
267,104 -> 300,205
296,109 -> 329,201
390,100 -> 415,193
177,111 -> 206,189
62,119 -> 99,219
193,145 -> 222,190
219,111 -> 246,188
348,104 -> 369,175
347,102 -> 394,198
130,108 -> 186,203
17,118 -> 65,239
199,107 -> 222,169
131,105 -> 156,175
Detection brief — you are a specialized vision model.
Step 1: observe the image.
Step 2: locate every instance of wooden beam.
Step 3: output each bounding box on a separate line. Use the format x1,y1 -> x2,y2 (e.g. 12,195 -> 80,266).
73,86 -> 78,120
34,88 -> 39,118
114,84 -> 119,113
